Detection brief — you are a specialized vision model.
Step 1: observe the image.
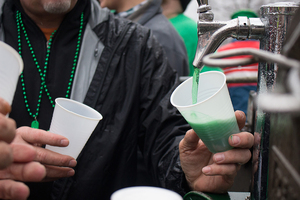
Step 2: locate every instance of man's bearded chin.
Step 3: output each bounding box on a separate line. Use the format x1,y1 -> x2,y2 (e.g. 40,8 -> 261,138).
43,1 -> 72,14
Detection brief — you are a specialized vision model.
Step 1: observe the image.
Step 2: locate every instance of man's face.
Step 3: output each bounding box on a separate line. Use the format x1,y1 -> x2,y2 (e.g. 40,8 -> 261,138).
20,0 -> 77,15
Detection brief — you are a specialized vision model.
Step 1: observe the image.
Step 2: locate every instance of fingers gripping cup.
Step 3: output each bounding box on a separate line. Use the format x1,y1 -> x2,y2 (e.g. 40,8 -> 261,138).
0,41 -> 23,105
46,98 -> 103,159
171,71 -> 239,153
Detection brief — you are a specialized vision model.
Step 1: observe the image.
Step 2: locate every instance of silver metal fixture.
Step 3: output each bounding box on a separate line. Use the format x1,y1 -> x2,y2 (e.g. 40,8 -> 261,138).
194,1 -> 299,199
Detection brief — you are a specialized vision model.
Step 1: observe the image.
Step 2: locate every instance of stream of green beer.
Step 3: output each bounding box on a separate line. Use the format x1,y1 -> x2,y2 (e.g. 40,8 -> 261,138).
192,67 -> 200,104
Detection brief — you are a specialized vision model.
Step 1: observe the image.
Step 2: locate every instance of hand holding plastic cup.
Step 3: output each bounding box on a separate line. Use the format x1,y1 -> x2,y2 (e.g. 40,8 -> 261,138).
110,186 -> 183,200
46,98 -> 103,159
0,41 -> 23,105
170,71 -> 239,153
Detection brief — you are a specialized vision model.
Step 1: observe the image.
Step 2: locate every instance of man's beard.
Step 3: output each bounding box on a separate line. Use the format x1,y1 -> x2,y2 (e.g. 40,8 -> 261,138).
43,0 -> 72,14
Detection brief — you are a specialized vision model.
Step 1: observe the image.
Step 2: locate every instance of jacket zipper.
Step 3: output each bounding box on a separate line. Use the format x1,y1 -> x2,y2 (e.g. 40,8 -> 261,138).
90,23 -> 133,108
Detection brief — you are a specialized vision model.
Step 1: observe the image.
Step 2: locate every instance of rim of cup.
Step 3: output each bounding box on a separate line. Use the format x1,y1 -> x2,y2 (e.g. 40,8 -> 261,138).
55,98 -> 103,121
170,71 -> 226,109
0,41 -> 24,74
111,186 -> 183,200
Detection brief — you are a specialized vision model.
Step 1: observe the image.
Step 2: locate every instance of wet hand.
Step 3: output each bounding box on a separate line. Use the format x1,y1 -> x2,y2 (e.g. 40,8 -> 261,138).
0,143 -> 46,200
179,110 -> 254,193
13,127 -> 77,181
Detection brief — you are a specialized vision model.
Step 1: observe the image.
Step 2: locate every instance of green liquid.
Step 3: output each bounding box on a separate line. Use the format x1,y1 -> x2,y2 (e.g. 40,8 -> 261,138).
192,67 -> 201,104
188,117 -> 239,153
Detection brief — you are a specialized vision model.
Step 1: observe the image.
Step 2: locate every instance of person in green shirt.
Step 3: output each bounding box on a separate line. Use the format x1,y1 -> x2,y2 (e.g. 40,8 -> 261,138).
162,0 -> 223,76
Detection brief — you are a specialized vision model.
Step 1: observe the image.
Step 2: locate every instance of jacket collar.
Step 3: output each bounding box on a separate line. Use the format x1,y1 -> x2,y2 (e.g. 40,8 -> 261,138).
89,0 -> 110,29
126,0 -> 162,25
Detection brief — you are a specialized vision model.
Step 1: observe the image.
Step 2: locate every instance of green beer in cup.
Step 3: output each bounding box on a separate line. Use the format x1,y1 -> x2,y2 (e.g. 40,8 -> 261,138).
170,71 -> 239,153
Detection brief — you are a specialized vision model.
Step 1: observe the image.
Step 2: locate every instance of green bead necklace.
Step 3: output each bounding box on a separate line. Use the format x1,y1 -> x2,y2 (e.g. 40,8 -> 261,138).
16,10 -> 84,129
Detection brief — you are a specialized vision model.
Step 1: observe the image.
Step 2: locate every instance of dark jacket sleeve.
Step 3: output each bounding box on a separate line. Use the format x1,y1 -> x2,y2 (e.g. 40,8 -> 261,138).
138,29 -> 191,196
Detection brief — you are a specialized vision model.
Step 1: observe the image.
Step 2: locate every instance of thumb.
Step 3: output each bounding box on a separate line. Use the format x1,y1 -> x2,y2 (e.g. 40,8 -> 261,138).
0,97 -> 11,115
235,110 -> 246,130
180,129 -> 200,151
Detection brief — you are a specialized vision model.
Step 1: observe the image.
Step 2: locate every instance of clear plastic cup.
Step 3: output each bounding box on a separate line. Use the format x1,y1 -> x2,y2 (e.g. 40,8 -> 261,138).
170,71 -> 239,153
46,98 -> 103,159
110,186 -> 183,200
0,41 -> 23,105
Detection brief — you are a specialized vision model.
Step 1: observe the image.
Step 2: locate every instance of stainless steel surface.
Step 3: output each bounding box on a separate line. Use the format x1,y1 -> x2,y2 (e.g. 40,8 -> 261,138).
193,6 -> 265,70
259,7 -> 300,200
257,67 -> 300,113
248,18 -> 265,40
202,48 -> 300,69
197,0 -> 208,6
252,3 -> 299,200
245,90 -> 257,134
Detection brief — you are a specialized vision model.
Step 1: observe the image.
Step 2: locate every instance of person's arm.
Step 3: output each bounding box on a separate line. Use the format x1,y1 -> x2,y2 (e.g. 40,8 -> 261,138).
0,97 -> 46,200
138,30 -> 254,194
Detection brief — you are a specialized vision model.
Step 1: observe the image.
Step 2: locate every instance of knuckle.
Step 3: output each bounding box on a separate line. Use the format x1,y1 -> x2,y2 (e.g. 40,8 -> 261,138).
248,134 -> 255,146
0,119 -> 15,142
16,126 -> 29,137
243,132 -> 254,146
244,150 -> 252,162
226,164 -> 238,176
0,98 -> 11,113
59,157 -> 70,166
36,149 -> 48,163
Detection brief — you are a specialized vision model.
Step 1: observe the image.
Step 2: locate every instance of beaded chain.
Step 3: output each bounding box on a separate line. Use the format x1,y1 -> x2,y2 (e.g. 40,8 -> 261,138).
16,10 -> 84,128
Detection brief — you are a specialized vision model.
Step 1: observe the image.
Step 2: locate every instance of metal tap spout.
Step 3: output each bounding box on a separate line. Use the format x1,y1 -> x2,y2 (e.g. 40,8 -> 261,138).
197,0 -> 208,6
193,1 -> 265,69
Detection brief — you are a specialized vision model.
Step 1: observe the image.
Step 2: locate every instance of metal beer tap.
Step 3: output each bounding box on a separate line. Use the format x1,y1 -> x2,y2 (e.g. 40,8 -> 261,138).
195,1 -> 299,200
193,0 -> 265,70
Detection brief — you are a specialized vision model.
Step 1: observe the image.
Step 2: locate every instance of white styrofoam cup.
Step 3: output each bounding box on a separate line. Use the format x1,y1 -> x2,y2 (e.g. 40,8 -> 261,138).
0,41 -> 23,105
170,71 -> 239,153
111,186 -> 183,200
46,98 -> 103,159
